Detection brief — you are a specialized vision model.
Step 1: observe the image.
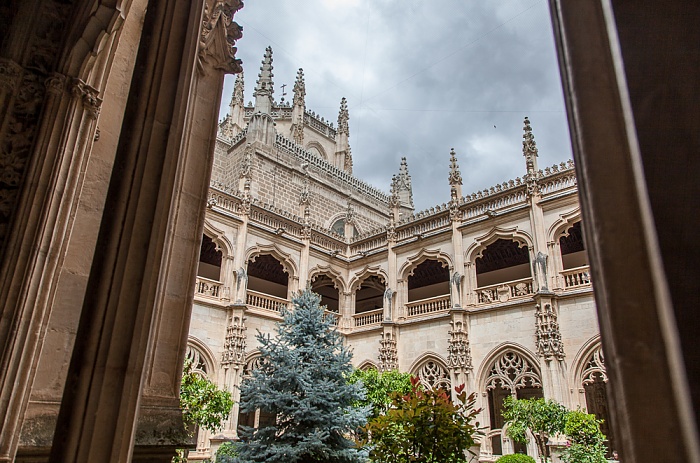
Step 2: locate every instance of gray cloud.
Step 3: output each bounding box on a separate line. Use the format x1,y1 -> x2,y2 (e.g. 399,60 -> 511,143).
221,0 -> 572,211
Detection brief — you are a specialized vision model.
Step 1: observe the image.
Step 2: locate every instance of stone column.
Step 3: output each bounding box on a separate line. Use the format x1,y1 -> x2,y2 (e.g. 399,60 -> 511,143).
49,0 -> 243,461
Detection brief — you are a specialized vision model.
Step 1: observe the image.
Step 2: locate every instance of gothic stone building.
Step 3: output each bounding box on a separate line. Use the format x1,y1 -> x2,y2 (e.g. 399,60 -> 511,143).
186,48 -> 611,461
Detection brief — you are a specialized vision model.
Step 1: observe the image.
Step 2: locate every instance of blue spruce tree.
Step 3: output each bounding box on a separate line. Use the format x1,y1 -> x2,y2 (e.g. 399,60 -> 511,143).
236,289 -> 369,463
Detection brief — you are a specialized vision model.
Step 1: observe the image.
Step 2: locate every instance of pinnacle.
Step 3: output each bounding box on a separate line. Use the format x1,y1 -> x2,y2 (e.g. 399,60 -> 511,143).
522,116 -> 538,157
337,97 -> 349,135
255,46 -> 274,92
449,148 -> 462,186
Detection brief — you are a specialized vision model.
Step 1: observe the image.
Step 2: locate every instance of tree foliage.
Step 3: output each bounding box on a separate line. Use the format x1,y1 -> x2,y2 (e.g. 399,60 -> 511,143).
362,377 -> 480,463
179,360 -> 234,433
347,368 -> 412,419
235,289 -> 369,463
560,410 -> 608,463
502,397 -> 567,463
216,441 -> 242,463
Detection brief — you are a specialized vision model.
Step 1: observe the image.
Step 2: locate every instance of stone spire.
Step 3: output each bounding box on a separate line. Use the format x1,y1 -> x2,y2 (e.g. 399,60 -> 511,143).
522,116 -> 539,175
253,46 -> 274,114
335,97 -> 353,173
291,68 -> 305,145
221,71 -> 245,138
248,47 -> 276,145
448,148 -> 463,200
395,157 -> 415,214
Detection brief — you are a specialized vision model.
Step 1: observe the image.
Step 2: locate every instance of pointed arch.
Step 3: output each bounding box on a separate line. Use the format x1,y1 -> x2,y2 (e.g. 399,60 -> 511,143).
398,248 -> 453,281
548,207 -> 582,242
246,242 -> 299,278
186,336 -> 218,381
357,360 -> 378,371
477,343 -> 542,393
571,335 -> 607,387
348,264 -> 388,292
465,226 -> 534,263
202,219 -> 234,257
409,353 -> 451,391
305,140 -> 328,160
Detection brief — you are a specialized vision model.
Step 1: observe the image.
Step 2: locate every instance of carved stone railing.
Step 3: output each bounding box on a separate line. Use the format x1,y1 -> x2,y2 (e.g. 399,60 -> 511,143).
475,277 -> 533,305
349,235 -> 388,255
304,110 -> 337,138
561,265 -> 591,289
249,206 -> 304,238
462,189 -> 527,219
195,276 -> 229,301
246,289 -> 289,313
353,309 -> 384,327
406,294 -> 451,317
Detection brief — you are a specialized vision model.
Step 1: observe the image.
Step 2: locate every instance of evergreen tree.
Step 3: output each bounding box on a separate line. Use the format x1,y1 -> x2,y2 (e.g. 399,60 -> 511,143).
236,289 -> 369,463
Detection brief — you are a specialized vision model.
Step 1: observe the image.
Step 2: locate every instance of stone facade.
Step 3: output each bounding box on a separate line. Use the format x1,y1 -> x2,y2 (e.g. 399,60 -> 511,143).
187,49 -> 609,461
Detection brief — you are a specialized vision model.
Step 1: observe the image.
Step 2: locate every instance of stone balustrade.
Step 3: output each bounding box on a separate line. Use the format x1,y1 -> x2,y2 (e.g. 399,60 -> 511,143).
195,276 -> 228,301
475,277 -> 533,305
406,294 -> 451,317
246,289 -> 289,313
353,309 -> 384,327
561,265 -> 591,288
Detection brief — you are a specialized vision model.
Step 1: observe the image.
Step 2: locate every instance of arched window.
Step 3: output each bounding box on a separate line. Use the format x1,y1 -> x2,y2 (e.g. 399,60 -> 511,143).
407,259 -> 450,302
247,254 -> 288,299
475,239 -> 532,303
484,350 -> 542,456
197,235 -> 222,281
354,275 -> 384,314
310,274 -> 340,313
581,346 -> 614,456
185,345 -> 209,377
414,358 -> 451,391
559,221 -> 588,269
331,218 -> 357,238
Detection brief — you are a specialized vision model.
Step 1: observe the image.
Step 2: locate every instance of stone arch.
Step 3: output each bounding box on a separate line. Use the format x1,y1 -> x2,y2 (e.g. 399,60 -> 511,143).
357,360 -> 378,371
409,353 -> 451,391
465,226 -> 534,263
186,336 -> 217,380
398,248 -> 453,281
308,264 -> 347,293
571,335 -> 607,387
305,140 -> 328,160
202,219 -> 234,257
548,207 -> 582,243
245,243 -> 298,279
348,265 -> 388,292
326,212 -> 362,238
477,343 -> 542,393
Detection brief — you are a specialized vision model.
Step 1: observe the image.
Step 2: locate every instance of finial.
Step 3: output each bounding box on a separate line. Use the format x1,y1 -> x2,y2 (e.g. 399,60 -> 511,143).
231,71 -> 244,107
448,148 -> 463,186
522,116 -> 539,172
337,97 -> 349,136
293,68 -> 306,107
256,47 -> 274,91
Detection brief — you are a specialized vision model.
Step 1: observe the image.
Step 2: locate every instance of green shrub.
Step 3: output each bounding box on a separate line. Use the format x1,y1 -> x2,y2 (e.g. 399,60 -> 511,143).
495,454 -> 537,463
215,441 -> 241,463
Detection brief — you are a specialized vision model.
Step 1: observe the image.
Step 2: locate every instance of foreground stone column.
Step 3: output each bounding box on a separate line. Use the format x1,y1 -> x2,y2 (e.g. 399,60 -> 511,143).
49,0 -> 242,461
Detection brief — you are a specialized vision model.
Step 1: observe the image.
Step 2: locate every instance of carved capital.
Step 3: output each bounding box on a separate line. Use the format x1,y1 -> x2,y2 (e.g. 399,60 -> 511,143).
69,78 -> 102,118
199,0 -> 243,74
45,72 -> 67,95
0,59 -> 24,92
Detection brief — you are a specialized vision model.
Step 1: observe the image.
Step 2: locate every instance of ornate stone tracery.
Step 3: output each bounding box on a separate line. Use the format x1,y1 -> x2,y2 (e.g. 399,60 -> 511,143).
416,359 -> 451,391
186,345 -> 209,376
485,351 -> 542,393
581,346 -> 607,385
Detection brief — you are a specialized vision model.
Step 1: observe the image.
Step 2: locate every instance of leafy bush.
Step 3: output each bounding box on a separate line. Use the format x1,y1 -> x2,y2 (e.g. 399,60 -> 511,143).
495,454 -> 537,463
560,410 -> 607,463
361,377 -> 480,463
502,397 -> 567,463
215,441 -> 241,463
347,368 -> 412,419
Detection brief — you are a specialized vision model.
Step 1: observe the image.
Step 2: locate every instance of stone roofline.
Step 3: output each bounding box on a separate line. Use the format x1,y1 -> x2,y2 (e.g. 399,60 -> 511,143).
241,103 -> 338,139
206,159 -> 578,254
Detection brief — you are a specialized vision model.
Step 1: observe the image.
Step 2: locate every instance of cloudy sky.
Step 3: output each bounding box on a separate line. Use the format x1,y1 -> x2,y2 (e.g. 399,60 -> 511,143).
221,0 -> 572,211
